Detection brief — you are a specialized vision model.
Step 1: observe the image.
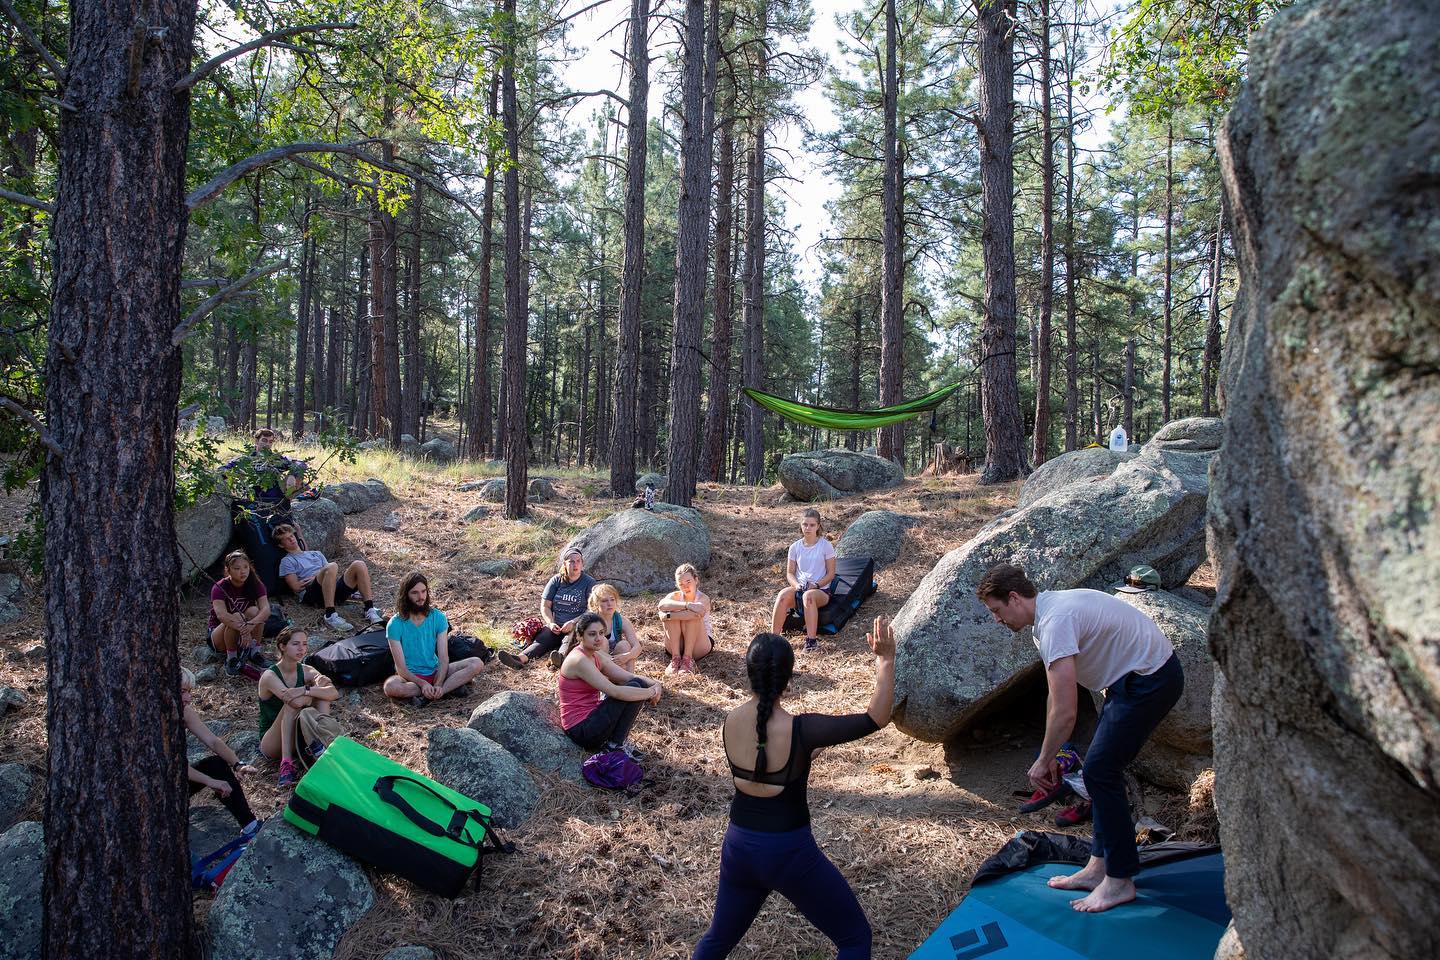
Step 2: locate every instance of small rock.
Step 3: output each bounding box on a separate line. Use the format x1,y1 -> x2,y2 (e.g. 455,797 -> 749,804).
0,687 -> 27,714
21,646 -> 43,661
427,728 -> 539,828
420,438 -> 458,464
837,510 -> 910,567
384,948 -> 436,960
477,478 -> 508,503
193,643 -> 221,665
527,477 -> 556,501
0,574 -> 22,601
910,766 -> 941,782
457,479 -> 489,492
476,559 -> 516,578
383,511 -> 402,532
346,691 -> 363,708
0,763 -> 34,831
195,665 -> 222,684
467,691 -> 584,780
0,821 -> 43,960
399,434 -> 421,457
204,416 -> 228,435
462,505 -> 490,523
357,438 -> 388,451
0,598 -> 21,626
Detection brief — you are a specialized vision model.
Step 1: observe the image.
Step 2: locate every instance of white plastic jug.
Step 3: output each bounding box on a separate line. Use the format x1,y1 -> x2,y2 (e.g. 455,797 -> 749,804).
1108,426 -> 1128,452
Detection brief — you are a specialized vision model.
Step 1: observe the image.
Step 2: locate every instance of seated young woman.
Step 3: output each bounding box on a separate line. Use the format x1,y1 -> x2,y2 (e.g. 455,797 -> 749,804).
557,611 -> 662,757
272,522 -> 383,632
769,508 -> 836,652
257,627 -> 339,788
587,582 -> 642,670
657,563 -> 713,674
498,546 -> 595,670
182,668 -> 260,836
382,571 -> 487,707
209,550 -> 272,677
692,617 -> 896,960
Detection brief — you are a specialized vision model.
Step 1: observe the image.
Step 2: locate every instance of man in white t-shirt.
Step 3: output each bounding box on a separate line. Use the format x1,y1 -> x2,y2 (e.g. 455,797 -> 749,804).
977,563 -> 1183,914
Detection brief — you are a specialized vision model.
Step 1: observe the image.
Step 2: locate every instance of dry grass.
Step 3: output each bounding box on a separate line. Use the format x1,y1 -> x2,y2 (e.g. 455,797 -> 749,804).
0,458 -> 1198,960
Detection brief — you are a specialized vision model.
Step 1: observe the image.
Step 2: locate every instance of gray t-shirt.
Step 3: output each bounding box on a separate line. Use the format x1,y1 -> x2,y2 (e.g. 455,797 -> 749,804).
278,549 -> 328,584
1033,589 -> 1173,692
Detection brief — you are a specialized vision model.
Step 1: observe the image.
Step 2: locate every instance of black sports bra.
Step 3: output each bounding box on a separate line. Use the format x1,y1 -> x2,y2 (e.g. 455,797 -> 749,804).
724,712 -> 879,832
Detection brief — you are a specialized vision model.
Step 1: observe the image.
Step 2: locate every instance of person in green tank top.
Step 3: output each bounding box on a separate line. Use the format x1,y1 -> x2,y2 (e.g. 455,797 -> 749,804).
258,627 -> 338,788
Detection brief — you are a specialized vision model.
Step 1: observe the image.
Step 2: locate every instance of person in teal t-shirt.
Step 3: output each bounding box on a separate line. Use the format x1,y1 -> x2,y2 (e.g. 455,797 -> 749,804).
382,571 -> 487,707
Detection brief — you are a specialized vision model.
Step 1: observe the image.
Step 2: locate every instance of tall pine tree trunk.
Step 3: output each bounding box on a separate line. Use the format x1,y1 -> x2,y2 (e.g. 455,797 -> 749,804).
700,106 -> 736,482
877,0 -> 904,464
976,0 -> 1028,483
403,184 -> 423,437
1202,211 -> 1224,416
1162,118 -> 1174,423
467,71 -> 500,459
742,0 -> 768,485
292,215 -> 313,438
610,0 -> 650,494
42,2 -> 198,955
369,197 -> 388,438
382,141 -> 402,444
1061,18 -> 1078,452
665,0 -> 714,508
501,0 -> 529,518
1031,0 -> 1054,466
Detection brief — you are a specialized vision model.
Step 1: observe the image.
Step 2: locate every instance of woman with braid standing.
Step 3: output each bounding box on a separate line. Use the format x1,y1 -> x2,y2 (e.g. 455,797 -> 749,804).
693,616 -> 896,960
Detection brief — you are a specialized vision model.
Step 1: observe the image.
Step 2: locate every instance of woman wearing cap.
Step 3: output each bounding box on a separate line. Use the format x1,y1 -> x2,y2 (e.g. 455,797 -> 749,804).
499,547 -> 596,670
657,563 -> 713,674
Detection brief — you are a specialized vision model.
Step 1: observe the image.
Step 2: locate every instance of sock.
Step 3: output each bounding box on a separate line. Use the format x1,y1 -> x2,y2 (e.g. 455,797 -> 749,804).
324,606 -> 336,616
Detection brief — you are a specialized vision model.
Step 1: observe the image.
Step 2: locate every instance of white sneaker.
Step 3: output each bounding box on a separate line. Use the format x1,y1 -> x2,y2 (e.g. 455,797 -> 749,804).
323,611 -> 355,632
364,607 -> 384,625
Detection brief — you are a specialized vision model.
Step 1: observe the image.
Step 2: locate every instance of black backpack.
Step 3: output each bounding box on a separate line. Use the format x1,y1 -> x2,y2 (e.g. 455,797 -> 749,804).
305,630 -> 394,686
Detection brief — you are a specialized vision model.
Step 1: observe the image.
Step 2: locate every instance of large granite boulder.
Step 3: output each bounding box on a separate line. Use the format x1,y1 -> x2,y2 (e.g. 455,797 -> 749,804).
837,510 -> 910,567
1099,590 -> 1214,790
291,496 -> 345,556
0,764 -> 33,831
563,504 -> 710,594
187,804 -> 240,861
1018,447 -> 1139,509
1207,4 -> 1440,958
0,821 -> 42,960
206,820 -> 373,960
778,449 -> 904,501
420,437 -> 457,463
467,691 -> 583,779
175,494 -> 233,581
427,727 -> 539,828
317,479 -> 392,514
399,434 -> 420,457
892,423 -> 1218,743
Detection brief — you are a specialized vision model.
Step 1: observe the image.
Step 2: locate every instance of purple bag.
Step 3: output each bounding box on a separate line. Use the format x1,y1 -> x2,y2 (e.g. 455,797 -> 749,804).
582,750 -> 643,789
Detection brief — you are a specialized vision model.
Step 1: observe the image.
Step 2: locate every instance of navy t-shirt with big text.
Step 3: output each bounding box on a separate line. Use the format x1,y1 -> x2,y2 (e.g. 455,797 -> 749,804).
543,572 -> 597,624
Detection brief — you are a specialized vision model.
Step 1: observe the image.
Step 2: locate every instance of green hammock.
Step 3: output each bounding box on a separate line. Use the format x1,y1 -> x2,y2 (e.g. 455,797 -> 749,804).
741,382 -> 963,431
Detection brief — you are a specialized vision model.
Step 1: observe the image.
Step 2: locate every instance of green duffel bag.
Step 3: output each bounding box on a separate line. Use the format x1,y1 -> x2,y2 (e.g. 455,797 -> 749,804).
284,736 -> 512,897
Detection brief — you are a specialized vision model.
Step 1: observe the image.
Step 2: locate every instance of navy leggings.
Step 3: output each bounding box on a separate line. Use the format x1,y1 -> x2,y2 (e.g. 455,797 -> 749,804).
693,823 -> 871,960
1083,653 -> 1185,878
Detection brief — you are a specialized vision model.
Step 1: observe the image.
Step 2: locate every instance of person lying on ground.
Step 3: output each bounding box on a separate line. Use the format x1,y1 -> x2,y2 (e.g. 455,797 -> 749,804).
209,550 -> 271,677
769,508 -> 836,653
498,546 -> 596,670
658,563 -> 714,674
272,522 -> 382,632
586,582 -> 642,670
978,562 -> 1183,914
182,667 -> 261,837
692,617 -> 896,960
557,611 -> 662,757
257,627 -> 338,789
220,427 -> 307,516
382,570 -> 487,707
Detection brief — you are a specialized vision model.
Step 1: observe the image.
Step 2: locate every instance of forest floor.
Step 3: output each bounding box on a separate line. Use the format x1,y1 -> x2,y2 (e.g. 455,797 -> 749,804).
0,437 -> 1216,960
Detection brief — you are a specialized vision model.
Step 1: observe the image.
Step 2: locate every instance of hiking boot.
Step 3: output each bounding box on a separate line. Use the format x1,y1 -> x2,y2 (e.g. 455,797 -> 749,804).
224,655 -> 243,677
323,611 -> 355,632
363,606 -> 384,625
246,646 -> 268,666
447,683 -> 473,699
1055,800 -> 1092,828
277,759 -> 298,789
497,649 -> 526,670
802,637 -> 819,653
547,649 -> 565,671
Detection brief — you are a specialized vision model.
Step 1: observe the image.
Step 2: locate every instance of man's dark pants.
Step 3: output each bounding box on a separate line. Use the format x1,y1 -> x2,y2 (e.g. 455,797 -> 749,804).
1083,653 -> 1184,878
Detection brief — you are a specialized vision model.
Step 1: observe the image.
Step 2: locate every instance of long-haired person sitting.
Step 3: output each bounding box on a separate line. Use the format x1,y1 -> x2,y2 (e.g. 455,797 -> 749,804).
692,617 -> 896,960
557,611 -> 662,757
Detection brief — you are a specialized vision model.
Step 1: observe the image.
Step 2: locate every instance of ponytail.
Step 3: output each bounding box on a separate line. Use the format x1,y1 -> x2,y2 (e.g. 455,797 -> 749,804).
745,633 -> 794,774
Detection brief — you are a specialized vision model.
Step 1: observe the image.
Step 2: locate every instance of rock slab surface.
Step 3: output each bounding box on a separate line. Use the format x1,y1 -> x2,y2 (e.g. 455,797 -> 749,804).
778,449 -> 904,501
427,727 -> 539,828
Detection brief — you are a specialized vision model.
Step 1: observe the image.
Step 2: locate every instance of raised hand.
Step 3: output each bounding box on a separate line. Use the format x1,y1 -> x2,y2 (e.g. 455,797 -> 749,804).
866,615 -> 896,659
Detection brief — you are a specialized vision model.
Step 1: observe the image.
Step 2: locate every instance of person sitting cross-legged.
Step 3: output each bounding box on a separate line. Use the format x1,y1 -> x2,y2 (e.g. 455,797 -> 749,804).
272,523 -> 382,632
257,627 -> 339,789
498,546 -> 595,670
382,571 -> 487,707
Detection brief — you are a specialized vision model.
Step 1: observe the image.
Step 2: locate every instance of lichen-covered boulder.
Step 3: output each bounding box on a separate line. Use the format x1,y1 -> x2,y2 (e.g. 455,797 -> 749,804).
0,764 -> 33,831
291,496 -> 345,557
777,449 -> 904,501
635,472 -> 666,493
467,691 -> 583,779
175,494 -> 233,581
427,727 -> 539,828
0,821 -> 42,960
1206,2 -> 1440,956
836,510 -> 910,567
892,425 -> 1217,743
1018,447 -> 1139,509
527,477 -> 557,501
563,503 -> 710,594
205,820 -> 373,960
187,804 -> 239,862
420,437 -> 457,463
318,479 -> 392,514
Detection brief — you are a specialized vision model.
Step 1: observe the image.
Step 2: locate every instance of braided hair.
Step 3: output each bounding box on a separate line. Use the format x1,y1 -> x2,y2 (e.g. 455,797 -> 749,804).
745,633 -> 794,774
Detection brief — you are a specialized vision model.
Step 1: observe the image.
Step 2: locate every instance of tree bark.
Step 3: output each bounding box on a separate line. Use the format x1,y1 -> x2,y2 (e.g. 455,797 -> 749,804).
42,2 -> 198,956
382,141 -> 402,444
700,98 -> 736,482
877,0 -> 904,463
467,71 -> 500,459
403,183 -> 423,437
1202,211 -> 1224,416
1124,336 -> 1136,435
292,199 -> 314,437
742,0 -> 768,486
609,0 -> 650,495
1162,117 -> 1174,424
1061,17 -> 1078,452
1031,0 -> 1054,466
501,0 -> 529,519
665,0 -> 714,508
976,0 -> 1028,484
369,196 -> 388,438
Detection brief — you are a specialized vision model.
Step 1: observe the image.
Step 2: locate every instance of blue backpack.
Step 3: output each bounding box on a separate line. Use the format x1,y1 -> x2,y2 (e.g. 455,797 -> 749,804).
582,750 -> 643,790
191,834 -> 251,890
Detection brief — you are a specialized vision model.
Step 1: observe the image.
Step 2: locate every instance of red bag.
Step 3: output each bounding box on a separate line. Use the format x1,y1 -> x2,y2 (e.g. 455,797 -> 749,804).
511,616 -> 544,643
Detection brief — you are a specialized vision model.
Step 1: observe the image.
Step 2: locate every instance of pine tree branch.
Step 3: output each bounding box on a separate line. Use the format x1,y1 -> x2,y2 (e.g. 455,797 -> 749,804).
171,262 -> 286,347
0,396 -> 63,458
0,0 -> 66,82
174,22 -> 357,93
0,187 -> 54,214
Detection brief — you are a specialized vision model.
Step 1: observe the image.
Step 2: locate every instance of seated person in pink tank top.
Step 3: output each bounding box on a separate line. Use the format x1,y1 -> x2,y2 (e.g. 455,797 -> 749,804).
557,612 -> 662,758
